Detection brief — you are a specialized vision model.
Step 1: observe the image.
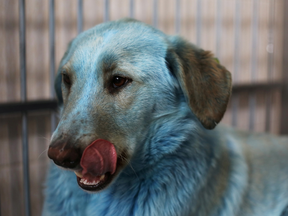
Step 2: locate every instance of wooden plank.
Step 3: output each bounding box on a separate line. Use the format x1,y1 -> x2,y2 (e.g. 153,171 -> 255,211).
1,0 -> 20,103
26,0 -> 49,101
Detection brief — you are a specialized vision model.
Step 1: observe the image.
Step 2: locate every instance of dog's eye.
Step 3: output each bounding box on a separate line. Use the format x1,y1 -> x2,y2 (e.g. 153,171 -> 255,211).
112,76 -> 128,88
62,74 -> 71,85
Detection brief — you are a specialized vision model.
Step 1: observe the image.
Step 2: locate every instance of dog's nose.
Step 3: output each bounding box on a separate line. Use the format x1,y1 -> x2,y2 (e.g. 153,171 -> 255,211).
48,141 -> 81,169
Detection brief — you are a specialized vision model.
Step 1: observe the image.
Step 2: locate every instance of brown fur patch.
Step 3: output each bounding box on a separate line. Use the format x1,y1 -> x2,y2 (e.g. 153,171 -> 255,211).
168,37 -> 232,129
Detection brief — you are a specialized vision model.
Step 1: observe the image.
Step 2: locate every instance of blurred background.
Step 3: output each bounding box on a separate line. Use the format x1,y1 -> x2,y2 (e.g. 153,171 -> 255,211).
0,0 -> 287,215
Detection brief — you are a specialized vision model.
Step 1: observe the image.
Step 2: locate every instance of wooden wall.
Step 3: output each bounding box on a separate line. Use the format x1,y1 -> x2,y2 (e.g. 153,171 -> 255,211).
0,0 -> 285,215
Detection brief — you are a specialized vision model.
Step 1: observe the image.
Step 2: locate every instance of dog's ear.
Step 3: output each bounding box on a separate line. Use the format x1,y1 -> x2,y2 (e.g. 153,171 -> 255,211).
166,36 -> 232,129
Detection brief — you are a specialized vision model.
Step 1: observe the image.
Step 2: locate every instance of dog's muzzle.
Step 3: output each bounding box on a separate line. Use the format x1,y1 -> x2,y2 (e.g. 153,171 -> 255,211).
48,138 -> 119,192
48,140 -> 81,169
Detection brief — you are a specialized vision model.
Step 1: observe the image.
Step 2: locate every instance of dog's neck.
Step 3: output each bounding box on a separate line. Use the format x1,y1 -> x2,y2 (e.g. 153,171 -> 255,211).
86,105 -> 223,215
45,105 -> 247,216
87,111 -> 248,216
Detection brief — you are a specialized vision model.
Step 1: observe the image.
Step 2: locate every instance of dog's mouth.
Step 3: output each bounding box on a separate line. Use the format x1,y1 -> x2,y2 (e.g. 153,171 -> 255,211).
75,139 -> 119,192
75,171 -> 114,191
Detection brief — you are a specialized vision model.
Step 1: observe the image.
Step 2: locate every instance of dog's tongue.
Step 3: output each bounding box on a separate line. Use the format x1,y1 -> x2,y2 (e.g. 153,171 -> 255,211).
80,139 -> 117,177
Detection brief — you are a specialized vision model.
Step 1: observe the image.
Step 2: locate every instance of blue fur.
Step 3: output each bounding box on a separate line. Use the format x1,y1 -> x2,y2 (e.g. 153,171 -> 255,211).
43,19 -> 237,216
43,164 -> 91,215
43,19 -> 288,216
44,104 -> 219,216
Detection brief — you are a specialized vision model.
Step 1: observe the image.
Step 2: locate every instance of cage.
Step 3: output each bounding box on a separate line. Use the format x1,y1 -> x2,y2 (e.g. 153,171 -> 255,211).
0,0 -> 287,215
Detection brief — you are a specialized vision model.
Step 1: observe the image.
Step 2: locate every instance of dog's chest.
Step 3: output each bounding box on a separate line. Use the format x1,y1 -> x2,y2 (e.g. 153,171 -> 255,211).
50,167 -> 195,216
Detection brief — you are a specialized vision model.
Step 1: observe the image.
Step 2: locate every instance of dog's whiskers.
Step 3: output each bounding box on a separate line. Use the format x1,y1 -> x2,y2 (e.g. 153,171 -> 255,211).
119,154 -> 139,180
37,136 -> 51,142
38,149 -> 48,159
128,163 -> 139,180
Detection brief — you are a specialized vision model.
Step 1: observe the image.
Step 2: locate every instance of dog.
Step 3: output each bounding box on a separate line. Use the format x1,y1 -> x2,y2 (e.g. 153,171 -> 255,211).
42,18 -> 288,216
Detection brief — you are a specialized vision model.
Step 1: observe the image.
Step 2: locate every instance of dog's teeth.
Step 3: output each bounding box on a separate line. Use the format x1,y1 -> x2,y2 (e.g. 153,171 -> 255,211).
100,174 -> 105,180
78,174 -> 105,185
79,177 -> 102,185
84,180 -> 99,185
74,171 -> 83,178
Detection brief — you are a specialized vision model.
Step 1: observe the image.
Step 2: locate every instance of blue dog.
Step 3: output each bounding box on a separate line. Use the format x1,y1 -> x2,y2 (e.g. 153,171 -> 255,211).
43,18 -> 288,216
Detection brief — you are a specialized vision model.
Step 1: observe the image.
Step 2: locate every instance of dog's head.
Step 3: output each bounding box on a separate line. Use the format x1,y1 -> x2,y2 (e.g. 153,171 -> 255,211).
48,18 -> 231,192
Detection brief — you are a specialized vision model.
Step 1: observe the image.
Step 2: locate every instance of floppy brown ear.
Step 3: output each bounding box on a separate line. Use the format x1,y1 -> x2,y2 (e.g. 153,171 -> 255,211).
167,36 -> 232,129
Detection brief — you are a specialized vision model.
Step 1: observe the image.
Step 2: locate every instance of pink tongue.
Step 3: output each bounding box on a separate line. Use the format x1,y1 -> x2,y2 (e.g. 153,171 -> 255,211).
80,139 -> 117,177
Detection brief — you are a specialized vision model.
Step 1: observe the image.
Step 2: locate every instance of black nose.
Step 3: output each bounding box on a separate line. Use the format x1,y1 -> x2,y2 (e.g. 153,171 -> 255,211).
48,140 -> 81,169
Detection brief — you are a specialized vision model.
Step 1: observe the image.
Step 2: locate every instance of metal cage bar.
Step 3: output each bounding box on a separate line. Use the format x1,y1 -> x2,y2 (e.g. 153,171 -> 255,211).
231,96 -> 239,127
215,0 -> 222,59
265,93 -> 272,132
265,0 -> 275,132
251,0 -> 259,81
104,0 -> 109,22
78,0 -> 83,34
49,0 -> 55,99
49,0 -> 57,133
19,1 -> 27,102
249,93 -> 256,130
231,0 -> 241,127
0,100 -> 58,114
19,0 -> 31,215
153,0 -> 158,28
233,0 -> 241,82
196,0 -> 202,46
175,0 -> 181,34
281,0 -> 288,134
248,0 -> 259,131
129,0 -> 134,18
1,1 -> 287,215
267,0 -> 275,80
